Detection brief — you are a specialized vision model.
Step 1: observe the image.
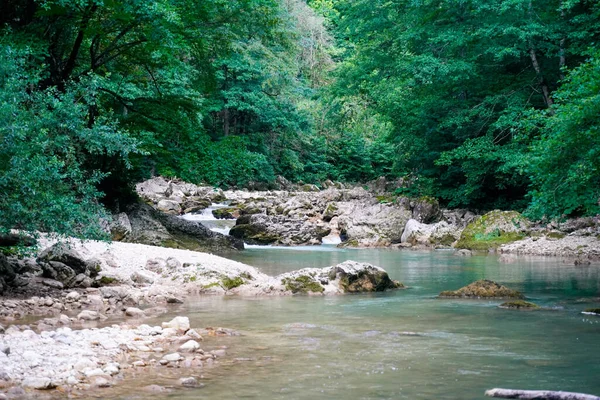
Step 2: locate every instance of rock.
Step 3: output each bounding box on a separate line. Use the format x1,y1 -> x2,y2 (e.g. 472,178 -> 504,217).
179,377 -> 202,388
65,291 -> 81,301
125,202 -> 243,252
411,196 -> 441,223
110,212 -> 132,241
166,296 -> 184,304
92,377 -> 111,388
166,257 -> 181,270
439,280 -> 524,299
41,278 -> 65,289
144,384 -> 169,392
162,353 -> 183,362
162,316 -> 190,332
0,345 -> 10,355
125,307 -> 145,317
178,340 -> 200,353
21,377 -> 55,390
230,214 -> 329,246
0,323 -> 4,334
77,310 -> 105,321
156,199 -> 182,215
186,329 -> 203,340
401,219 -> 435,244
499,300 -> 540,309
456,210 -> 530,251
146,258 -> 167,273
37,243 -> 88,274
131,270 -> 156,285
333,261 -> 403,292
41,261 -> 76,286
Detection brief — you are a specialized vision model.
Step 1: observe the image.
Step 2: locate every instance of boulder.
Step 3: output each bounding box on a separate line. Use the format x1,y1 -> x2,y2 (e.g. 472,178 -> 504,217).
110,213 -> 132,241
124,203 -> 243,252
456,210 -> 530,251
131,270 -> 156,285
178,340 -> 200,353
411,196 -> 441,223
37,244 -> 88,274
156,199 -> 181,215
41,261 -> 76,286
230,214 -> 329,246
333,261 -> 403,293
439,280 -> 524,299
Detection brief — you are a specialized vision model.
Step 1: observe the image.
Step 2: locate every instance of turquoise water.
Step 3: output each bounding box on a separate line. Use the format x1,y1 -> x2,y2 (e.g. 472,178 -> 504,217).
129,248 -> 600,399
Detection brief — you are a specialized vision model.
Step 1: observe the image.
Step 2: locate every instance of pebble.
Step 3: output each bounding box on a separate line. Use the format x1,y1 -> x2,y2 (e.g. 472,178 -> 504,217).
65,291 -> 81,301
179,377 -> 202,387
162,352 -> 183,362
92,377 -> 111,388
178,340 -> 201,353
125,307 -> 145,317
185,329 -> 202,340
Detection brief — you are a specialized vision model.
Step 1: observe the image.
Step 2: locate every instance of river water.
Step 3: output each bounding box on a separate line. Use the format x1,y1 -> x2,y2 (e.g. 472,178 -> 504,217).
127,246 -> 600,400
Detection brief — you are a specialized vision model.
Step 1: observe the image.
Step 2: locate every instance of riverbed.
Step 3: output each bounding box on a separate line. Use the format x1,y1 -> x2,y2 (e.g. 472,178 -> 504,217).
121,247 -> 600,400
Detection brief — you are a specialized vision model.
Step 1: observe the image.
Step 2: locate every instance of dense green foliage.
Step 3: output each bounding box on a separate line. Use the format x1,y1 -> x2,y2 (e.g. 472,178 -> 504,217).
331,0 -> 600,216
1,0 -> 599,238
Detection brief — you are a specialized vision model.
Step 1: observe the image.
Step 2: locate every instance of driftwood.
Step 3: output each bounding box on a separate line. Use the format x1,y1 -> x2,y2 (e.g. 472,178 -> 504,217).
485,388 -> 600,400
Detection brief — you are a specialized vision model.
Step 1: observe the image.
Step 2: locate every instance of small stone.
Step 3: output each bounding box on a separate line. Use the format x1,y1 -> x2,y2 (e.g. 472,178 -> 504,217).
185,329 -> 202,340
132,360 -> 147,367
161,316 -> 190,332
65,291 -> 81,301
41,279 -> 64,289
178,340 -> 200,353
0,324 -> 4,334
0,345 -> 10,355
162,353 -> 183,362
21,377 -> 55,390
125,307 -> 145,317
43,297 -> 54,306
83,368 -> 106,377
211,349 -> 226,358
67,376 -> 79,385
144,384 -> 168,392
92,377 -> 111,388
77,310 -> 104,321
179,377 -> 202,388
166,297 -> 184,304
131,270 -> 156,285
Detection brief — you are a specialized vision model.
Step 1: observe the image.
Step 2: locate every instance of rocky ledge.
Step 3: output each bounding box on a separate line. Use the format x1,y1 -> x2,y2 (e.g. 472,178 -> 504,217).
439,280 -> 524,299
0,315 -> 234,395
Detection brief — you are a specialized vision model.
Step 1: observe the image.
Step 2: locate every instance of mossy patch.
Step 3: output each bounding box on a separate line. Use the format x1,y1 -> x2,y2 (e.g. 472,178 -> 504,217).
376,195 -> 394,204
546,231 -> 566,240
499,300 -> 540,309
212,207 -> 239,219
282,275 -> 324,294
97,276 -> 118,285
229,224 -> 280,244
456,210 -> 529,250
203,282 -> 221,289
439,279 -> 524,299
221,276 -> 245,290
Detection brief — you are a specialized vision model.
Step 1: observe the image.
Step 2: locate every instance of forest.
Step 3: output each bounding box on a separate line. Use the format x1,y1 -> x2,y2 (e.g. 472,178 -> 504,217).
1,0 -> 599,239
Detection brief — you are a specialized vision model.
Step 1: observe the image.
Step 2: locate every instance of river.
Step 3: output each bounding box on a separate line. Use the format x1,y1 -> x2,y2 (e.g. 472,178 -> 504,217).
122,246 -> 600,400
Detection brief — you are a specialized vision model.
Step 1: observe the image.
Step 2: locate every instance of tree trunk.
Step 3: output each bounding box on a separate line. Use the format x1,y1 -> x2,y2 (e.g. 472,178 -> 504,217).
529,47 -> 553,107
486,388 -> 600,400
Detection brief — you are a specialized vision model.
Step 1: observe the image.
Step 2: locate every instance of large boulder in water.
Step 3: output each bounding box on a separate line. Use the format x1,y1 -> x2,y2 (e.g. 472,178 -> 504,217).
274,261 -> 404,295
439,280 -> 524,299
401,219 -> 462,247
456,210 -> 530,251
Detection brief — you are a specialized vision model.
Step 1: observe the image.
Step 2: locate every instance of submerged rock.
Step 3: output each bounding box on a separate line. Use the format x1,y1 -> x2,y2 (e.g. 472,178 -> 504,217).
499,300 -> 540,309
439,280 -> 524,299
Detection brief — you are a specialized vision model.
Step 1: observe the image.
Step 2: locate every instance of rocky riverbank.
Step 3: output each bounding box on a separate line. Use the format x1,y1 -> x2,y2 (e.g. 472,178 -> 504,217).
0,237 -> 402,395
127,176 -> 600,261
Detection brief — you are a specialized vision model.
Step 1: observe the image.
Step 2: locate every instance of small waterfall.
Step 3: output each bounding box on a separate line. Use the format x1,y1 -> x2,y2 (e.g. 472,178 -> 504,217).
181,203 -> 236,235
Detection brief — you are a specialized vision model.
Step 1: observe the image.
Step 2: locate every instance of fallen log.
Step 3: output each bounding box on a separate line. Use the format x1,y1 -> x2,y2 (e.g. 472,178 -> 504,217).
485,388 -> 600,400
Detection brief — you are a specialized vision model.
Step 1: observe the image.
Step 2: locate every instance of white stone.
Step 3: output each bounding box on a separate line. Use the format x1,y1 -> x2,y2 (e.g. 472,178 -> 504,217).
162,353 -> 183,362
178,340 -> 200,353
66,291 -> 81,301
21,377 -> 54,390
161,316 -> 190,332
125,307 -> 145,317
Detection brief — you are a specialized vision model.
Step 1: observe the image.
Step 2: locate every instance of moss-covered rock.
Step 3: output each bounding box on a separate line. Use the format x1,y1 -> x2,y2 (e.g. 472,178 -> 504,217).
212,207 -> 239,220
334,262 -> 404,292
456,210 -> 529,250
282,275 -> 325,294
439,279 -> 524,299
222,276 -> 245,290
499,300 -> 540,309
